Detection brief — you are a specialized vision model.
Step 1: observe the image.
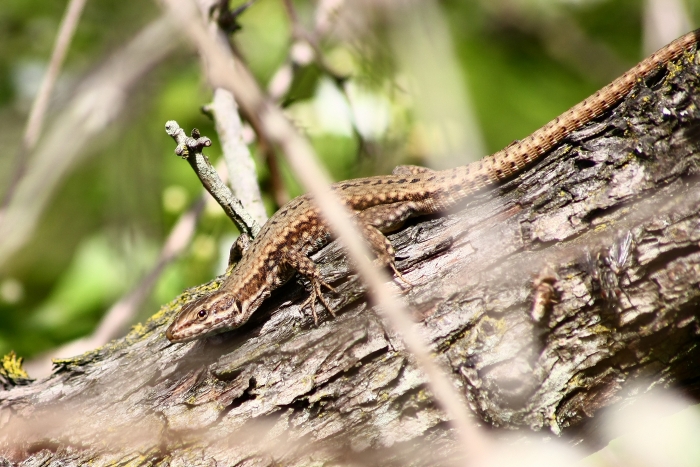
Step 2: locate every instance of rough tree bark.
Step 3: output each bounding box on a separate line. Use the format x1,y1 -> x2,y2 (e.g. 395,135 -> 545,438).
2,46 -> 700,467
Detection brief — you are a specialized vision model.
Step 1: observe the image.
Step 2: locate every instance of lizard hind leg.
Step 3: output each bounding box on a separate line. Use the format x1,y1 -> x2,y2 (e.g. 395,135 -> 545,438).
359,221 -> 413,288
355,201 -> 438,288
285,249 -> 336,325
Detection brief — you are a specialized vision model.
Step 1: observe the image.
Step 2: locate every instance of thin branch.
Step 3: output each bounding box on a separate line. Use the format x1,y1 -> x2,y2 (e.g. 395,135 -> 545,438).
281,0 -> 346,83
24,195 -> 206,378
158,0 -> 492,461
24,0 -> 88,151
203,89 -> 268,226
165,122 -> 260,237
196,0 -> 289,210
0,17 -> 179,269
0,0 -> 88,224
261,136 -> 290,207
194,0 -> 268,226
278,0 -> 378,174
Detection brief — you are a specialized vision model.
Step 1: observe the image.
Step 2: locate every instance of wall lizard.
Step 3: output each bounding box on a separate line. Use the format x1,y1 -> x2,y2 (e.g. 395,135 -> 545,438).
166,29 -> 700,343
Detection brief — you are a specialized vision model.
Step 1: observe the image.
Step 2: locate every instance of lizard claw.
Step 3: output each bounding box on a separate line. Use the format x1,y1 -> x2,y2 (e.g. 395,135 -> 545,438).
389,263 -> 413,288
372,257 -> 413,289
300,279 -> 336,325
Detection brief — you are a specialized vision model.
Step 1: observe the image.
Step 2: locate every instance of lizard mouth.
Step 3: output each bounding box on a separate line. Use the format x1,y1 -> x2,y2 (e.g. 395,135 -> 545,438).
165,313 -> 204,343
165,309 -> 236,343
165,322 -> 191,343
165,324 -> 179,342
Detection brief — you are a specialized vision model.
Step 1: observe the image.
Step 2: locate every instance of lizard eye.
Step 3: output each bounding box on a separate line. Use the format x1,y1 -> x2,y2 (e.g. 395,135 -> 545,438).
197,309 -> 208,320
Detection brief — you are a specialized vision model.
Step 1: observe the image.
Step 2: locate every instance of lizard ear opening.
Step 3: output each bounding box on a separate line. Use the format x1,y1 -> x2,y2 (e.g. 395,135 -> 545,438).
211,293 -> 239,315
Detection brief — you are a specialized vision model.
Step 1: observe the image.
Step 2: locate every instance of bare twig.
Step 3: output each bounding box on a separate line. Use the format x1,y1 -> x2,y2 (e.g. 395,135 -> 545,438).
259,103 -> 492,464
196,0 -> 289,210
194,0 -> 268,225
203,89 -> 268,226
0,0 -> 88,224
158,0 -> 492,461
23,0 -> 88,151
261,137 -> 290,208
0,17 -> 179,269
165,122 -> 260,237
281,0 -> 345,82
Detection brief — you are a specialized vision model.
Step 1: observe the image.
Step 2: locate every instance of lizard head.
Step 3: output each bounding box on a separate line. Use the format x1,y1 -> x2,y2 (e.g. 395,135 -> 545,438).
166,291 -> 242,343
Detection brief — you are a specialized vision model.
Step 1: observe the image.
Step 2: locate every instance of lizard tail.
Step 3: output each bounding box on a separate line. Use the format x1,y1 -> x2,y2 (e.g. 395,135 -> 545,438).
456,28 -> 700,196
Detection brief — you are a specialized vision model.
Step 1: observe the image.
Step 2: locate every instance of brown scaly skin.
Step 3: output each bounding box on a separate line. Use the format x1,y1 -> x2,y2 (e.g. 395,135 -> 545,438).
166,29 -> 700,343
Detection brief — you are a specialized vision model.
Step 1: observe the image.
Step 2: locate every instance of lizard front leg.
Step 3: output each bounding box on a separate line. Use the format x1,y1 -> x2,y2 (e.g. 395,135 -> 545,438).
358,222 -> 412,286
227,232 -> 252,266
355,199 -> 436,286
286,199 -> 437,323
285,249 -> 337,324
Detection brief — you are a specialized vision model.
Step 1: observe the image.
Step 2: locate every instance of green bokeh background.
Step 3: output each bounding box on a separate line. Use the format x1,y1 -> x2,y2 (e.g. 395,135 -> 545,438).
0,0 -> 698,359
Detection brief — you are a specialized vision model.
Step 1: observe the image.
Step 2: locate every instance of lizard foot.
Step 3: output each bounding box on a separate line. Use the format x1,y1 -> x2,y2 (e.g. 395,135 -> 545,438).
389,262 -> 413,289
300,278 -> 336,325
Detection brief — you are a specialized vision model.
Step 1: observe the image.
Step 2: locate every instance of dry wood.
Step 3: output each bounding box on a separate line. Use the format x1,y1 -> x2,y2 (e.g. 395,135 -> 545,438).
2,44 -> 700,467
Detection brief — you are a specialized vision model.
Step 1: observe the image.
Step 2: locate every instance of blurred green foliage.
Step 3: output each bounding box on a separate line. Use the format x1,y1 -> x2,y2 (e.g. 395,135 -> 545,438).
0,0 -> 699,359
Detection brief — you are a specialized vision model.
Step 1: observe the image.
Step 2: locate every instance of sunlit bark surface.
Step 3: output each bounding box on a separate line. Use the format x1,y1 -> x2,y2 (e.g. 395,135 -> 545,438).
1,46 -> 700,467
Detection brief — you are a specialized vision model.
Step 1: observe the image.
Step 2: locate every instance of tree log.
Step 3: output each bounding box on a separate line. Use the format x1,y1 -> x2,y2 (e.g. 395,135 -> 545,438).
2,47 -> 700,467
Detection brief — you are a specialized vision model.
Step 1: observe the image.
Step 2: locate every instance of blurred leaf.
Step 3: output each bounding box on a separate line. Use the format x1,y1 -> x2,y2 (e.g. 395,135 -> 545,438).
29,235 -> 129,330
234,0 -> 290,83
283,63 -> 323,106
